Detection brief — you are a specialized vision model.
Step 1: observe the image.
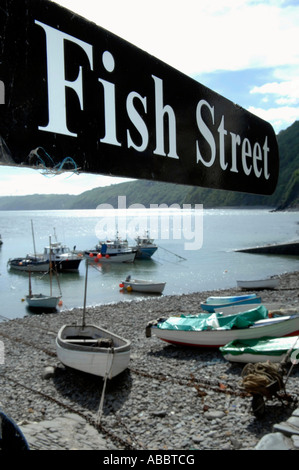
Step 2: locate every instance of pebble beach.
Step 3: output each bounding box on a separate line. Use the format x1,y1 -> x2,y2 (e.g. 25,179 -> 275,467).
0,271 -> 299,451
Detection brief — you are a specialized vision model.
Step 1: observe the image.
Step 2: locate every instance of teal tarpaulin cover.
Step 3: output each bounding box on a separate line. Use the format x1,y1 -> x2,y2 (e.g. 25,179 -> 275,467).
157,305 -> 269,331
220,336 -> 299,357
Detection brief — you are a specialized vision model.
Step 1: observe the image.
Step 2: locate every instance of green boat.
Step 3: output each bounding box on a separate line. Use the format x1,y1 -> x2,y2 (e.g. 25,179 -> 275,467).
220,335 -> 299,363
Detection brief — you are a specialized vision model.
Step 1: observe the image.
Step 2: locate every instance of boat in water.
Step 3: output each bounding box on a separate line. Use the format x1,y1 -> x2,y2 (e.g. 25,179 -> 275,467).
120,275 -> 166,294
146,305 -> 299,348
8,256 -> 50,272
42,240 -> 82,272
25,237 -> 62,311
237,278 -> 279,290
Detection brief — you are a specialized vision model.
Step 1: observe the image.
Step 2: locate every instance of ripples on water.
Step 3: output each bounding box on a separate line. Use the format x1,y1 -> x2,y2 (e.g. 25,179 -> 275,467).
0,208 -> 298,319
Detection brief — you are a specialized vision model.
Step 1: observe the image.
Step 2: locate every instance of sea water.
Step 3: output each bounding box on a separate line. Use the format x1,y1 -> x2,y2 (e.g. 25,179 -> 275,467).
0,208 -> 298,320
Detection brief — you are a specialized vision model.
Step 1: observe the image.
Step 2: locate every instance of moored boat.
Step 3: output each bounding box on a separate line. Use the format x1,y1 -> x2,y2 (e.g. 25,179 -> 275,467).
56,261 -> 131,378
120,276 -> 166,294
26,293 -> 61,310
146,306 -> 299,348
42,241 -> 82,272
25,237 -> 62,311
131,232 -> 158,259
220,335 -> 299,363
8,256 -> 49,272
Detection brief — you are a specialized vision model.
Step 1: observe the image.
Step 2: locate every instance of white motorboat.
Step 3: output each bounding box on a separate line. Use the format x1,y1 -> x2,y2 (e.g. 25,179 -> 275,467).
120,276 -> 166,294
8,225 -> 81,272
8,256 -> 50,272
26,292 -> 62,310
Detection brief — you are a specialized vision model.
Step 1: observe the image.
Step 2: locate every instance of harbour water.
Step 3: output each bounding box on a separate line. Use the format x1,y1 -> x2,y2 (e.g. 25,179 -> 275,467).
0,207 -> 298,320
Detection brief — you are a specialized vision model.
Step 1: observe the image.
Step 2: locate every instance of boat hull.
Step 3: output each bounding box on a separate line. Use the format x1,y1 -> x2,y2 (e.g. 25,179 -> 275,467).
8,258 -> 49,272
220,336 -> 299,363
151,315 -> 299,348
26,294 -> 61,309
237,279 -> 279,290
53,258 -> 82,272
201,295 -> 261,312
122,279 -> 165,294
135,246 -> 157,259
85,251 -> 136,263
56,324 -> 131,378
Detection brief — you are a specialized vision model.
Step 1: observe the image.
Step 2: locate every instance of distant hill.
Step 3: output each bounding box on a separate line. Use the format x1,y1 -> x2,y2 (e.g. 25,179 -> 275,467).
0,121 -> 298,211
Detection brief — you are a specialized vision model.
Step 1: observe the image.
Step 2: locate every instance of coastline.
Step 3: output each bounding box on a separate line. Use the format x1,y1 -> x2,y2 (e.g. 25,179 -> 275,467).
0,270 -> 298,450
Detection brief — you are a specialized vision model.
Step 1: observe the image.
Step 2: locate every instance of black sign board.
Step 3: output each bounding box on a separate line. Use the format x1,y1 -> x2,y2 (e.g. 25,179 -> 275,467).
0,0 -> 279,194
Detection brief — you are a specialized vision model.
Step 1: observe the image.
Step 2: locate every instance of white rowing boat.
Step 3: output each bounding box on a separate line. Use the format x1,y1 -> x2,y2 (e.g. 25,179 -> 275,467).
120,276 -> 166,294
56,324 -> 131,378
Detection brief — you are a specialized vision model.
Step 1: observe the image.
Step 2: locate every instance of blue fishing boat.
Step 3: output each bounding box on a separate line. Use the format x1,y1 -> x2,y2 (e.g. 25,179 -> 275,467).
131,232 -> 158,259
220,335 -> 299,363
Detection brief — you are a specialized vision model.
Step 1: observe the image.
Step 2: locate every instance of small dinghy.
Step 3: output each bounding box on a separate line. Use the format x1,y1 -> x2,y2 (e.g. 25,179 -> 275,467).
56,262 -> 131,378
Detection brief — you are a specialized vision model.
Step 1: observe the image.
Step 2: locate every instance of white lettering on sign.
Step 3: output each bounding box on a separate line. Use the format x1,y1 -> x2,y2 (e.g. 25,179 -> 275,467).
35,20 -> 93,137
35,20 -> 271,179
196,99 -> 270,180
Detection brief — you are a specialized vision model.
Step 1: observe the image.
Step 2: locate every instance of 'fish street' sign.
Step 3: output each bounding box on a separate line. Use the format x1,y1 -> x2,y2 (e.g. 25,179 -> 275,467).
0,0 -> 279,194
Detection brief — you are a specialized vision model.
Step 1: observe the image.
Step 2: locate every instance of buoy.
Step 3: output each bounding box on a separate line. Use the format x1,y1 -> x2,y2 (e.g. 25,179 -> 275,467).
105,254 -> 110,258
58,300 -> 63,306
119,283 -> 124,288
21,298 -> 25,302
94,257 -> 99,263
127,286 -> 132,292
89,253 -> 94,258
97,253 -> 102,259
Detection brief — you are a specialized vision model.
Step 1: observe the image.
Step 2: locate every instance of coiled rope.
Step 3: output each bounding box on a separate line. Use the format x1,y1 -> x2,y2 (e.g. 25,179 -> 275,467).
241,362 -> 285,399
